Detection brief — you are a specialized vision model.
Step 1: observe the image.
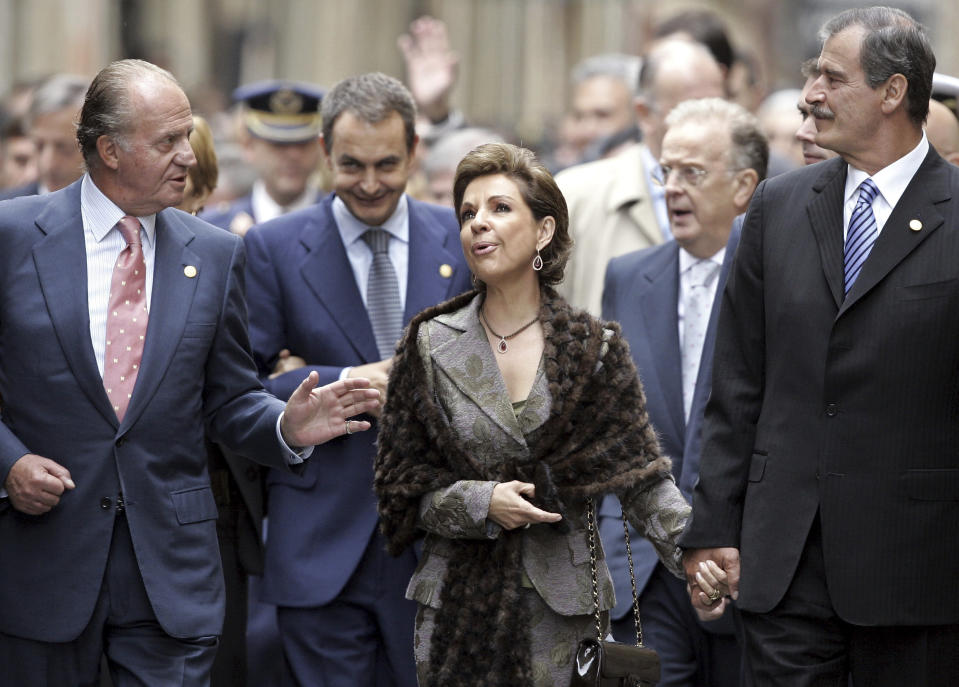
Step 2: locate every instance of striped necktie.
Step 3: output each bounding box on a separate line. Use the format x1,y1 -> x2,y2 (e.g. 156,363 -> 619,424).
844,179 -> 879,294
362,229 -> 403,359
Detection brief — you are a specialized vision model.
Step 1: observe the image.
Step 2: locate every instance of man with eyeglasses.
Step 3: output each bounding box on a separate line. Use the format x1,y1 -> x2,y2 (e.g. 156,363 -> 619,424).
600,97 -> 767,686
556,38 -> 725,315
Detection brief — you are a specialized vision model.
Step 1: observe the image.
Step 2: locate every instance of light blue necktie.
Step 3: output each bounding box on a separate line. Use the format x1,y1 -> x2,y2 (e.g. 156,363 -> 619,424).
844,179 -> 879,294
362,229 -> 403,359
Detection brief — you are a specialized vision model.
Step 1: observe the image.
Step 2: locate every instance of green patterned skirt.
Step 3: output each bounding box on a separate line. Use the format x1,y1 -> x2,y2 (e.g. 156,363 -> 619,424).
413,586 -> 610,686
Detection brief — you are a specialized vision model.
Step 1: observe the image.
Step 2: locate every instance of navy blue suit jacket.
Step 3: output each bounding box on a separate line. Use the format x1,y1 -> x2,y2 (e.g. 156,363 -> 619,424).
0,180 -> 294,642
243,193 -> 472,607
599,221 -> 741,620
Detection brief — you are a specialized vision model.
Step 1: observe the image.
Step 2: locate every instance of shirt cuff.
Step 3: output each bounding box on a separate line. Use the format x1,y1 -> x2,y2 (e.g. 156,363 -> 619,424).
338,366 -> 353,381
276,413 -> 314,464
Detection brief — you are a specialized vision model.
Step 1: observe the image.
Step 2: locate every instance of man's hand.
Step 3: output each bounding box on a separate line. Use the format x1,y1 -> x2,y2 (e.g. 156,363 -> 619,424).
348,358 -> 392,417
5,453 -> 75,515
269,349 -> 306,379
683,547 -> 741,618
398,16 -> 459,123
280,372 -> 381,448
488,481 -> 563,530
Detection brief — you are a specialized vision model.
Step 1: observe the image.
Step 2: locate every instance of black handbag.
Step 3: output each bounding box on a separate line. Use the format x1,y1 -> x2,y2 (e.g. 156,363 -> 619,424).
570,498 -> 661,687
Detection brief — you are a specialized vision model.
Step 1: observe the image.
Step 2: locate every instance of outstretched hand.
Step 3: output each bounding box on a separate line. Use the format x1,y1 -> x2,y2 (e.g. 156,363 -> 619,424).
683,547 -> 741,619
280,372 -> 381,448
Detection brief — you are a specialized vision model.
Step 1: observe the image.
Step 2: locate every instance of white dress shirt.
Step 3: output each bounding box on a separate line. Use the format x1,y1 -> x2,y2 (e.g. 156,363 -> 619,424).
251,179 -> 321,225
843,133 -> 929,239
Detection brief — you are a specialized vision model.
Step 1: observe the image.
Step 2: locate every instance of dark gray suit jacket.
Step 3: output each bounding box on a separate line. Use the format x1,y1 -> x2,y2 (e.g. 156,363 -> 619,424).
682,150 -> 959,625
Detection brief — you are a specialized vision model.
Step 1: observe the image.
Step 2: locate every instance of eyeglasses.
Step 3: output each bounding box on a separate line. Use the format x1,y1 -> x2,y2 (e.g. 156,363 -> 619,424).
651,165 -> 710,188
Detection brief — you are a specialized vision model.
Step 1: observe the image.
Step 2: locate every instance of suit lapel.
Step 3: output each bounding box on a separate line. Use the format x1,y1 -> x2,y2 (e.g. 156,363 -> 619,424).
299,199 -> 381,362
121,209 -> 200,429
806,159 -> 848,309
637,244 -> 685,443
430,299 -> 531,446
404,200 -> 463,322
32,184 -> 117,426
839,149 -> 950,316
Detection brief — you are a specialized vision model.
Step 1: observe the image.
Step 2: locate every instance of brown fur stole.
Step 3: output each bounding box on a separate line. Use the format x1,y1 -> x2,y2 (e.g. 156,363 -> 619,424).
374,287 -> 670,686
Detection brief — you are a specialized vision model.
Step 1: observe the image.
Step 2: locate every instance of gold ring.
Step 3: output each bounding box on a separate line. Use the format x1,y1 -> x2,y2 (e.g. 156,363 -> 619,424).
707,589 -> 722,602
345,420 -> 354,435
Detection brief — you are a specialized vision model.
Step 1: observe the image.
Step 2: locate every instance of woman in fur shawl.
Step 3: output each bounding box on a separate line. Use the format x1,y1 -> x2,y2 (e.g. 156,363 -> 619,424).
374,143 -> 692,686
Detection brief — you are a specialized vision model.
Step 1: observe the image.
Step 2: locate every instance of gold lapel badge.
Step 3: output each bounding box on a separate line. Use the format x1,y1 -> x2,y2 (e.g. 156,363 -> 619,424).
909,219 -> 922,232
439,264 -> 453,278
184,265 -> 198,278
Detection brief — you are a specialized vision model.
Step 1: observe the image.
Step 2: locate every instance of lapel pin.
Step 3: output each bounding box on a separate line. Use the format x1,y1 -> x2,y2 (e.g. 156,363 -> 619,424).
439,264 -> 453,278
909,219 -> 922,232
184,265 -> 198,278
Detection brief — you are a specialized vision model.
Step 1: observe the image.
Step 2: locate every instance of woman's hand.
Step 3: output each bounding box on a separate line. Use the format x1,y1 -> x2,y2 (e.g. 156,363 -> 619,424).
487,480 -> 562,530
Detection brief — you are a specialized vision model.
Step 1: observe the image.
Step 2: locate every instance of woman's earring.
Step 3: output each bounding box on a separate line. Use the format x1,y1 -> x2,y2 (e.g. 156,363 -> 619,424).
532,249 -> 544,272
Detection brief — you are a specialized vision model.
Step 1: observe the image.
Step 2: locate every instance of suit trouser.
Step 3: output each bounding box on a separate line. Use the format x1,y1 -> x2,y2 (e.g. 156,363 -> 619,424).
740,512 -> 959,686
0,512 -> 217,687
277,528 -> 418,687
611,562 -> 744,687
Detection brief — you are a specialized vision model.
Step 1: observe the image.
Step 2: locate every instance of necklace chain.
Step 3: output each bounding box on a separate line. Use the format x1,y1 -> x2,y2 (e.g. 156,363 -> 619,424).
479,307 -> 539,354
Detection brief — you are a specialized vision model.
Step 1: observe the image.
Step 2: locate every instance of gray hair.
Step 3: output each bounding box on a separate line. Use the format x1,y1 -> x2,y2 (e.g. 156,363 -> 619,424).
321,72 -> 417,153
571,53 -> 642,97
76,59 -> 180,166
422,127 -> 506,178
819,6 -> 934,126
665,97 -> 769,181
28,74 -> 88,124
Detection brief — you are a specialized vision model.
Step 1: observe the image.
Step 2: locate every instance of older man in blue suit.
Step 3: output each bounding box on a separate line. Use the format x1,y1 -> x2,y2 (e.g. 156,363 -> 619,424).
244,72 -> 471,687
0,60 -> 379,687
600,98 -> 766,686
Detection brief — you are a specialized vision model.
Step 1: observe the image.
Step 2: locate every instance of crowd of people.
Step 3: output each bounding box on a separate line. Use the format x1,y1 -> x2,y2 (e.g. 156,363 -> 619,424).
1,5 -> 958,687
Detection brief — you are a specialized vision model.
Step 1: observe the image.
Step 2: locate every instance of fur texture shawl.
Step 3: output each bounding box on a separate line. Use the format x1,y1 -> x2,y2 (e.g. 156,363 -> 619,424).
374,287 -> 670,685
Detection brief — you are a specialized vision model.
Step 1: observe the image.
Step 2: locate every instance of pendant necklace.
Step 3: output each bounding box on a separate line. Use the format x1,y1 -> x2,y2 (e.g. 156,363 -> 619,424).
479,307 -> 539,354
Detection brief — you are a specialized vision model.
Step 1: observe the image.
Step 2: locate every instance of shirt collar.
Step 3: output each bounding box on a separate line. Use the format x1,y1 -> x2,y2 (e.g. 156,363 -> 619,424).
844,133 -> 929,209
679,245 -> 726,276
332,193 -> 410,246
251,179 -> 319,223
81,174 -> 157,246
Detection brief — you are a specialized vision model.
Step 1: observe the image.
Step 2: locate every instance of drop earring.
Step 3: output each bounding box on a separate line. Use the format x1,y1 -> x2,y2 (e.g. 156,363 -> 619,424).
532,249 -> 543,271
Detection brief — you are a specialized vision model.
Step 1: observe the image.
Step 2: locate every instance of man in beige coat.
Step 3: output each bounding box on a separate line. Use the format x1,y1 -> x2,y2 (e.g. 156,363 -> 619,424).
556,39 -> 725,314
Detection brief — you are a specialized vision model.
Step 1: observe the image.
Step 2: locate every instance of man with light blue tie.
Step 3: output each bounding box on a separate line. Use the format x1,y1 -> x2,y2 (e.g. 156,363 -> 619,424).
601,97 -> 766,686
243,72 -> 472,687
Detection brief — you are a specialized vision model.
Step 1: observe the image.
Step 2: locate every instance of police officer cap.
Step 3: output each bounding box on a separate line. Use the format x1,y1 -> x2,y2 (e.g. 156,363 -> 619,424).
234,80 -> 324,143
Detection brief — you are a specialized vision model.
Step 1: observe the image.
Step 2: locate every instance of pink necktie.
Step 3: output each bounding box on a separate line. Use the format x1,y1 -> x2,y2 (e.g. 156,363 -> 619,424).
103,215 -> 148,421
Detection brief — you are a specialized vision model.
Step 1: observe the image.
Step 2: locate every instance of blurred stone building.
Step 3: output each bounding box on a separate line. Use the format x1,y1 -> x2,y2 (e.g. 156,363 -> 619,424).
1,0 -> 956,148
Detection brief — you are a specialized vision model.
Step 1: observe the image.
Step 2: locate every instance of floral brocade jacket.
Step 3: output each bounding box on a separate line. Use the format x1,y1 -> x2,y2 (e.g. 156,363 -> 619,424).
405,294 -> 690,617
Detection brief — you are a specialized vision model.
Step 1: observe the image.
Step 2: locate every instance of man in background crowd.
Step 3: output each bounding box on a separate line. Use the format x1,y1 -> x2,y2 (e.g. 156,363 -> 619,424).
0,73 -> 87,200
557,38 -> 725,315
202,81 -> 325,236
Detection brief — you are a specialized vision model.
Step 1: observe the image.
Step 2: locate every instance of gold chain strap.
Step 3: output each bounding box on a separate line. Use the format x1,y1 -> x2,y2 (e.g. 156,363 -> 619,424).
584,497 -> 645,646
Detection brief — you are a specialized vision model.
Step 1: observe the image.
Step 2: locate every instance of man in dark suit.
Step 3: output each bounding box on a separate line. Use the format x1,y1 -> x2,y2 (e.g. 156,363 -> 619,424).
601,97 -> 765,686
682,7 -> 959,685
201,81 -> 325,237
243,72 -> 471,686
0,59 -> 379,687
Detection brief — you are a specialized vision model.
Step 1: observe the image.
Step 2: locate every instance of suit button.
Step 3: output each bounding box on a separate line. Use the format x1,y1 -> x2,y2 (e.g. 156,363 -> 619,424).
825,403 -> 838,417
100,497 -> 112,510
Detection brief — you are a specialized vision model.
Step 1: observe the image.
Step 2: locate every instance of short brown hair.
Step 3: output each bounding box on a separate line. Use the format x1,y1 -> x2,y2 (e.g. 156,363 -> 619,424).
187,115 -> 218,199
453,143 -> 571,288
